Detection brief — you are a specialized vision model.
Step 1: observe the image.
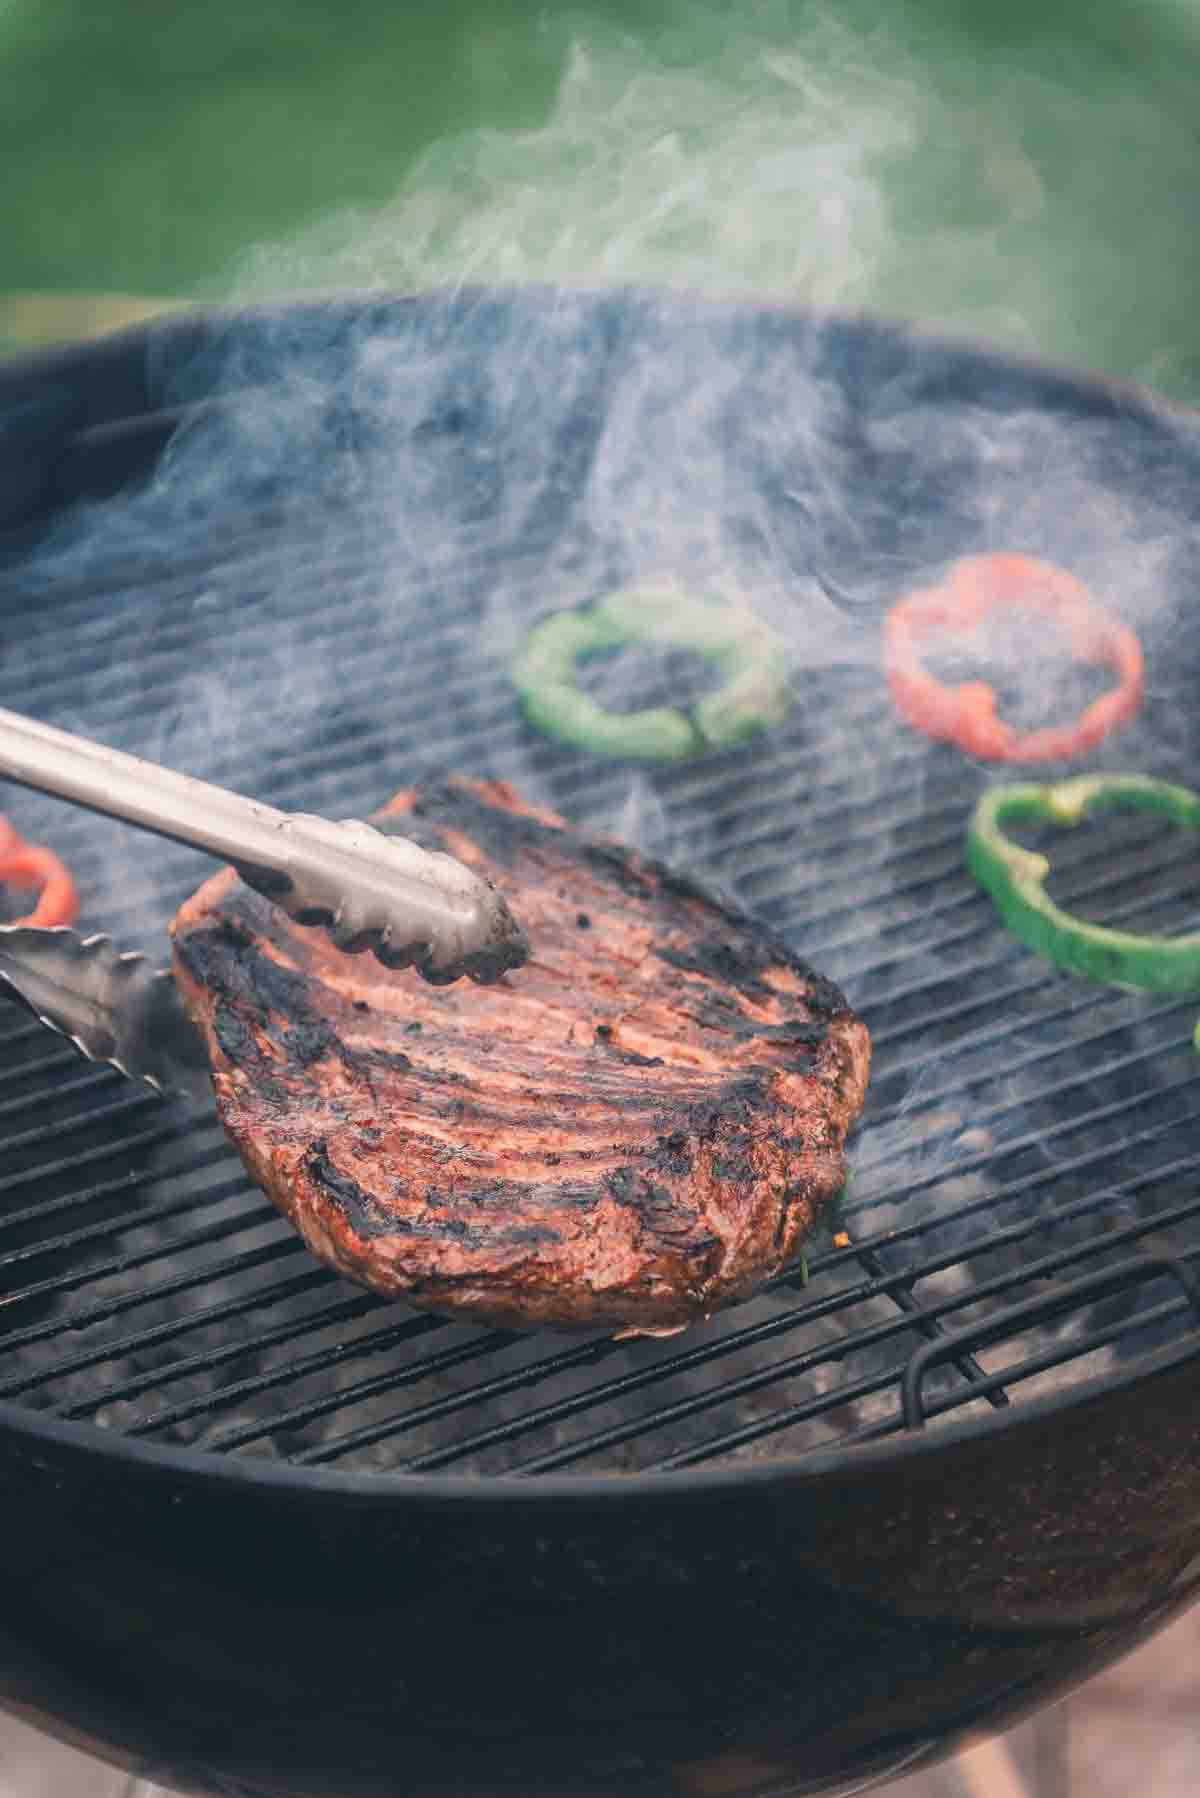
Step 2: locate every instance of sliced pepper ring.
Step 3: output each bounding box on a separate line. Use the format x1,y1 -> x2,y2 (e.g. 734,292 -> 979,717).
512,583 -> 792,762
0,816 -> 79,928
967,775 -> 1200,1046
885,553 -> 1144,763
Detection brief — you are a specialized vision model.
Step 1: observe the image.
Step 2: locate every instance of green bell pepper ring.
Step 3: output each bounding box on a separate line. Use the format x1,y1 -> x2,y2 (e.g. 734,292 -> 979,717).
966,775 -> 1200,1049
511,584 -> 792,763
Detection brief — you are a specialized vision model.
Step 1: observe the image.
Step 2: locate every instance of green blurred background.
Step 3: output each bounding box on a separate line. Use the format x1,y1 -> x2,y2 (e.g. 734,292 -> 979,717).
2,0 -> 1199,399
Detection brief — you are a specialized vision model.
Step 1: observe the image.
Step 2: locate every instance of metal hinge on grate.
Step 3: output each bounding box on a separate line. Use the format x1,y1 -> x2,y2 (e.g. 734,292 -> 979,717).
901,1251 -> 1200,1429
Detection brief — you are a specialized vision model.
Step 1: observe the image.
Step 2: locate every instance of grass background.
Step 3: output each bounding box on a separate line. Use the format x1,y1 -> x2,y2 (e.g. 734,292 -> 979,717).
1,0 -> 1199,397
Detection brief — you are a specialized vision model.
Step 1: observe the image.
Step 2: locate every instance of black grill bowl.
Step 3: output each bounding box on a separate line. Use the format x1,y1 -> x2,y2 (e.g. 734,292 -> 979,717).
2,288 -> 1200,1798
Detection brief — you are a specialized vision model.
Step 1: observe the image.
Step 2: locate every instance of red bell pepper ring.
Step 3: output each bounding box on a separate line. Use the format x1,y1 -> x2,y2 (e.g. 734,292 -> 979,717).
0,817 -> 79,928
884,552 -> 1144,763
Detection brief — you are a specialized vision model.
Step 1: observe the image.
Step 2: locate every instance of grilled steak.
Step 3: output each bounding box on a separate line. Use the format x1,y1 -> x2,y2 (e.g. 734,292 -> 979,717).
171,778 -> 870,1334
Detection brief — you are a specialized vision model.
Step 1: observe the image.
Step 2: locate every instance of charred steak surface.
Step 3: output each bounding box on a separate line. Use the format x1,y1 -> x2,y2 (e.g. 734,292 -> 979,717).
171,778 -> 871,1333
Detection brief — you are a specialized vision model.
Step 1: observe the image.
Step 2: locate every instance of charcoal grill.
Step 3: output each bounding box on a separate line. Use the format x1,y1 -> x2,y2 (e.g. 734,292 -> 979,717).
2,287 -> 1200,1798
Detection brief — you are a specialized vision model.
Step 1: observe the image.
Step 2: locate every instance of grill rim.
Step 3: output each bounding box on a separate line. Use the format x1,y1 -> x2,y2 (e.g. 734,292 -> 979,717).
6,277 -> 1200,546
4,284 -> 1200,1495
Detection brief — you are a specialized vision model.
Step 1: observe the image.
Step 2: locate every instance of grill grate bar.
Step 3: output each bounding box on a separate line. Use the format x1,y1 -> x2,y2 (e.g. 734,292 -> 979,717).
9,555 -> 796,769
17,685 -> 941,903
5,618 -> 1186,1008
13,521 -> 1153,920
848,1067 -> 1196,1219
4,557 -> 1124,875
53,1287 -> 384,1419
51,1110 -> 1200,1451
0,1139 -> 234,1240
0,1015 -> 53,1049
0,1090 -> 162,1173
307,1274 -> 894,1470
854,1244 -> 1009,1408
873,975 -> 1181,1067
6,499 -> 383,608
405,1195 -> 1200,1473
14,674 -> 1161,935
23,999 -> 1180,1402
802,840 -> 1197,989
16,704 -> 1180,1014
672,783 -> 969,907
2,970 -> 1194,1445
8,560 -> 461,674
839,1113 -> 1200,1266
852,1029 -> 1196,1194
2,1269 -> 336,1401
742,800 -> 1170,935
0,1045 -> 89,1092
289,1332 -> 620,1466
9,546 -> 497,683
670,1285 -> 1200,1472
306,1188 -> 1197,1472
0,1107 -> 213,1208
845,1159 -> 1200,1298
866,1295 -> 1200,1445
0,737 -> 1180,1244
0,1169 -> 255,1275
862,993 -> 1191,1139
851,895 -> 1200,1044
162,1320 -> 512,1448
0,1065 -> 128,1128
0,1119 -> 197,1206
0,1196 -> 287,1313
0,1236 -> 305,1359
2,503 -> 1182,783
394,1169 -> 1200,1474
3,315 -> 1199,1479
543,1357 -> 909,1478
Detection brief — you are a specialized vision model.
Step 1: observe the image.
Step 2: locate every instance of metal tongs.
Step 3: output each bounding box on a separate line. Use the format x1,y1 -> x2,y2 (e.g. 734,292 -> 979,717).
0,706 -> 528,984
0,706 -> 530,1104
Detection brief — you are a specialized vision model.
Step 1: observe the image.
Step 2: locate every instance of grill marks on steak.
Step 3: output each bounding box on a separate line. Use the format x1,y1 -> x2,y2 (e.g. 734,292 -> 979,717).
170,778 -> 870,1334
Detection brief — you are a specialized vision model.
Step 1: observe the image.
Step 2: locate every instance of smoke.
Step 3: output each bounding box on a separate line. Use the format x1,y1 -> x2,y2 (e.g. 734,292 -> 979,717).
232,15 -> 910,307
6,0 -> 1194,1016
5,5 -> 1194,1027
3,0 -> 1200,1476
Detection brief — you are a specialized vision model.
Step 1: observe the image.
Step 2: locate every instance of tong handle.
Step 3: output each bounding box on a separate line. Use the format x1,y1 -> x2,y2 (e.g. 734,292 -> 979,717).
0,707 -> 528,984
